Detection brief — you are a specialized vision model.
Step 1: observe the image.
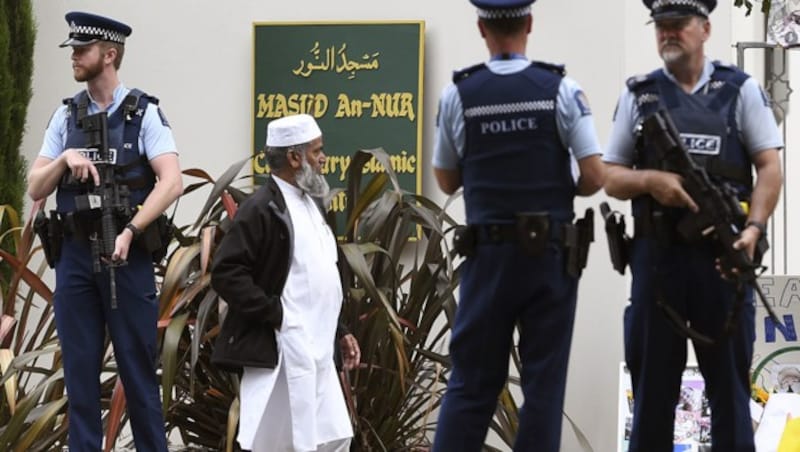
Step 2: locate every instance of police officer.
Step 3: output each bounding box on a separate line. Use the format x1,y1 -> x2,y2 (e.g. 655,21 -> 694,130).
27,12 -> 183,452
431,1 -> 605,450
603,1 -> 783,450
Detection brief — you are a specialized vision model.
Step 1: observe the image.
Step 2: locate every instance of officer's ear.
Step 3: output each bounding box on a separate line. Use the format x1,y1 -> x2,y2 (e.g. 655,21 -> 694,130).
99,43 -> 117,66
700,17 -> 710,41
477,19 -> 487,38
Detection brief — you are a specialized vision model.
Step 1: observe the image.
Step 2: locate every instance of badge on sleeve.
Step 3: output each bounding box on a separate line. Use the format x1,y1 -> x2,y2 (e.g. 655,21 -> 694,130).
157,107 -> 171,128
574,90 -> 592,117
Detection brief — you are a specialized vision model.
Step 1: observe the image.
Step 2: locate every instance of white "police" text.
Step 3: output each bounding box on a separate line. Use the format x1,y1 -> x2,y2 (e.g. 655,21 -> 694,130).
680,133 -> 721,155
480,117 -> 538,135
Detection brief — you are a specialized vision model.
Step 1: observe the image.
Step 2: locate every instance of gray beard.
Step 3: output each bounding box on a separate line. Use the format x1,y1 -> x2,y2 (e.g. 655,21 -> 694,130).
659,44 -> 684,64
296,158 -> 330,197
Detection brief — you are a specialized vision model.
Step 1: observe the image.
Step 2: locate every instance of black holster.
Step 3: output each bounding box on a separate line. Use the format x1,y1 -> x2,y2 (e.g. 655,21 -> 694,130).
138,213 -> 175,263
600,202 -> 630,275
564,208 -> 594,278
452,224 -> 477,258
34,210 -> 63,268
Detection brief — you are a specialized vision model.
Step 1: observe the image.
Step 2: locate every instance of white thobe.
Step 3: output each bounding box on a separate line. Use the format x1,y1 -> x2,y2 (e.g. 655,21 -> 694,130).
238,177 -> 353,452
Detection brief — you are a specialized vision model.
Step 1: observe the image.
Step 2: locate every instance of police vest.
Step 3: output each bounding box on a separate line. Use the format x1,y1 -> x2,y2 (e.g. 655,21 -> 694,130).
455,61 -> 574,225
57,89 -> 157,214
629,62 -> 752,218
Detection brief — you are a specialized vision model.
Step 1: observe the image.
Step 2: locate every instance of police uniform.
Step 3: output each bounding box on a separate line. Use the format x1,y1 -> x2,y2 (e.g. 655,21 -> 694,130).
603,1 -> 783,450
38,12 -> 176,452
431,1 -> 602,450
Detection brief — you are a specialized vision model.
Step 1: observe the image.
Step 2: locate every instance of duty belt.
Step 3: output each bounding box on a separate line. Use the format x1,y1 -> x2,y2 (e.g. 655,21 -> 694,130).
452,208 -> 595,278
472,222 -> 569,245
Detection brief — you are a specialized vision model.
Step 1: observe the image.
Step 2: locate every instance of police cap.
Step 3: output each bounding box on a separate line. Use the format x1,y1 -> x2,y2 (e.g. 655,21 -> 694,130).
470,0 -> 536,19
643,0 -> 717,20
59,12 -> 132,48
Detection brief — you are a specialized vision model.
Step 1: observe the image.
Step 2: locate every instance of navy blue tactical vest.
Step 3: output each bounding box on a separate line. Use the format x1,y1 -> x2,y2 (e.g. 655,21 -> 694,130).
455,62 -> 574,225
57,89 -> 157,214
629,62 -> 751,219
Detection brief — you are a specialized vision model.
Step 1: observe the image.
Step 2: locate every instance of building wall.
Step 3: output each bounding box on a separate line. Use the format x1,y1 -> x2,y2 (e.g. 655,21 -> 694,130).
21,1 -> 776,450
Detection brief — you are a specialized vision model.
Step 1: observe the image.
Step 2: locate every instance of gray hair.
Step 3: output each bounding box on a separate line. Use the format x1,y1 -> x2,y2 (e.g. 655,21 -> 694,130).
265,142 -> 310,172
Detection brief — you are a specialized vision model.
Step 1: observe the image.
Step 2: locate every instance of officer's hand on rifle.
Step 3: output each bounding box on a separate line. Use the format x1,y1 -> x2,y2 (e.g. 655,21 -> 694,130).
112,226 -> 137,263
714,226 -> 760,280
733,224 -> 762,260
63,148 -> 100,186
645,170 -> 699,212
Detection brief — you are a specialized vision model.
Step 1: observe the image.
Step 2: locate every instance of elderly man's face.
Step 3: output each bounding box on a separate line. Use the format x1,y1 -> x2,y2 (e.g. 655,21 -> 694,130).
295,137 -> 329,197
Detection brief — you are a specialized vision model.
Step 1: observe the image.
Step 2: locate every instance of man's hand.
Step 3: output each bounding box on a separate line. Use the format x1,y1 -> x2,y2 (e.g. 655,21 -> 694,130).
64,148 -> 100,186
646,170 -> 699,212
339,333 -> 360,371
715,226 -> 762,279
111,227 -> 136,262
733,224 -> 761,260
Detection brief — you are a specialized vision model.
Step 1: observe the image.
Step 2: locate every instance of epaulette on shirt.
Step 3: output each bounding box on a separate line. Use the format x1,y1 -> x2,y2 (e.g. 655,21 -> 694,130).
452,63 -> 487,83
625,72 -> 657,92
530,61 -> 565,76
711,60 -> 738,72
625,71 -> 662,108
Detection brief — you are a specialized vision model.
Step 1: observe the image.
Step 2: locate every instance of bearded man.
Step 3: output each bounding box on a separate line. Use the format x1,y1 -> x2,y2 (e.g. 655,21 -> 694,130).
603,0 -> 783,450
211,114 -> 360,452
27,11 -> 183,451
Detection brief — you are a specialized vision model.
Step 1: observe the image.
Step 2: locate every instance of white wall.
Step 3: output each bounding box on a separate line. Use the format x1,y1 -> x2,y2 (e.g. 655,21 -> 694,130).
20,1 -> 777,450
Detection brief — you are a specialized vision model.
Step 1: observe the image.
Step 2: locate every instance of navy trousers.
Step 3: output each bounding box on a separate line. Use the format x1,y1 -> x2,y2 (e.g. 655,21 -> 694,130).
433,240 -> 578,452
54,238 -> 167,452
625,238 -> 755,452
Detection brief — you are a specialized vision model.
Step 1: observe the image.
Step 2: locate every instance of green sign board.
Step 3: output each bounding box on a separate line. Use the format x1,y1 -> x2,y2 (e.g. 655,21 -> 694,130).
252,21 -> 425,231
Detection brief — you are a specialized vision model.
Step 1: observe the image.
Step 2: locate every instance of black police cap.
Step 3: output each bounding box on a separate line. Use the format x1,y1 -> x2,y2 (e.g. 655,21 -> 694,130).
469,0 -> 537,19
59,11 -> 132,48
643,0 -> 717,20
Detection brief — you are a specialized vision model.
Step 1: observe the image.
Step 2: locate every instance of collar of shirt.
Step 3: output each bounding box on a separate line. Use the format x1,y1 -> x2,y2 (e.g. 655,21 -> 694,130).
660,58 -> 714,94
273,174 -> 305,200
486,57 -> 530,75
86,83 -> 129,115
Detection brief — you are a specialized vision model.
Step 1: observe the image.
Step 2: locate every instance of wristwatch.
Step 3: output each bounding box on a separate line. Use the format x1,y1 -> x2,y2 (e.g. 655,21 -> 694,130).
125,222 -> 142,238
744,220 -> 767,236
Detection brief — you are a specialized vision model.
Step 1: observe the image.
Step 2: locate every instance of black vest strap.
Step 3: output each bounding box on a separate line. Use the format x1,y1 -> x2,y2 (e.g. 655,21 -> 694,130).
119,89 -> 157,190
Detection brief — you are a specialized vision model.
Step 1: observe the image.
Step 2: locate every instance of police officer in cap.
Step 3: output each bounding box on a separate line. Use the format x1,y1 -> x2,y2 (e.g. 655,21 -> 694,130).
431,0 -> 605,450
603,0 -> 782,450
27,11 -> 183,452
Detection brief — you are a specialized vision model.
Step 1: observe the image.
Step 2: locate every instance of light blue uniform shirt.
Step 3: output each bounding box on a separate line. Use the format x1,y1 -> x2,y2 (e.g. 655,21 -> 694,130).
39,83 -> 177,161
604,59 -> 783,166
432,59 -> 603,175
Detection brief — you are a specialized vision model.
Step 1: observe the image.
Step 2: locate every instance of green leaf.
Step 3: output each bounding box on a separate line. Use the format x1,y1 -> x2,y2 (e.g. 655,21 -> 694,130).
161,312 -> 190,416
12,396 -> 67,452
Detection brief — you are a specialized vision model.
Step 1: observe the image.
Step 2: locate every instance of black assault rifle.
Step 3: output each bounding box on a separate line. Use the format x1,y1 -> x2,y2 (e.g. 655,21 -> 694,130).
74,112 -> 133,309
641,109 -> 780,342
